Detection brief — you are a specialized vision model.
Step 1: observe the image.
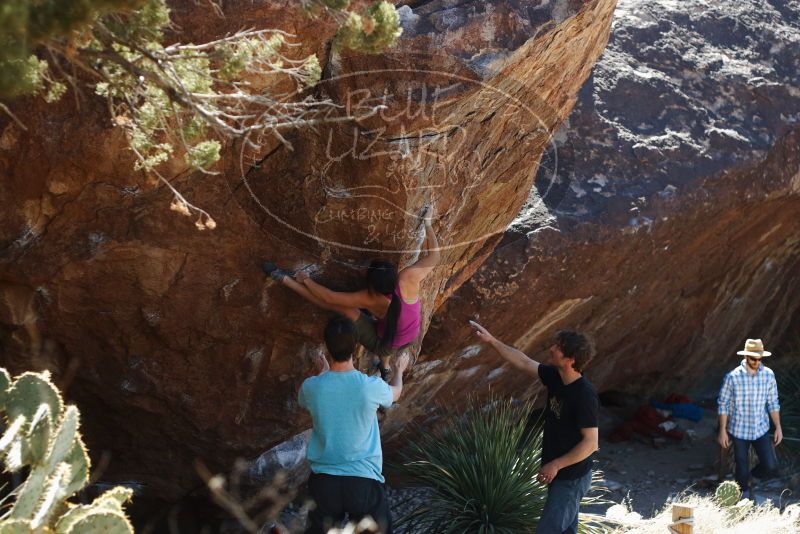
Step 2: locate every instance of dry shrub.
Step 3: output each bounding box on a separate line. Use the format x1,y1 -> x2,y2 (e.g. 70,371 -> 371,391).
607,494 -> 800,533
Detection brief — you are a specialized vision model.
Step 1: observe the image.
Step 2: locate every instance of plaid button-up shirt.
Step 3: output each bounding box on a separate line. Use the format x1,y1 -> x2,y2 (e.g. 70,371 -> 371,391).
718,360 -> 780,440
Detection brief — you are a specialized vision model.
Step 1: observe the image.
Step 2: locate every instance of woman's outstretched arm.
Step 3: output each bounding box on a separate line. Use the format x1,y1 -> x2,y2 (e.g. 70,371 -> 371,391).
282,276 -> 360,321
298,273 -> 373,310
401,220 -> 440,283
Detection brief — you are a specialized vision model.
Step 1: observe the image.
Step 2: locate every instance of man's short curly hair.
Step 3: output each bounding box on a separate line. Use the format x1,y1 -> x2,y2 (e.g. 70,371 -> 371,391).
555,330 -> 595,372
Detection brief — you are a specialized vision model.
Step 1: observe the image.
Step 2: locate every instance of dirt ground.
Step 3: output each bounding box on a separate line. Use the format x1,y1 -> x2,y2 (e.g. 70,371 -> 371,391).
385,404 -> 799,533
592,404 -> 799,518
275,403 -> 799,533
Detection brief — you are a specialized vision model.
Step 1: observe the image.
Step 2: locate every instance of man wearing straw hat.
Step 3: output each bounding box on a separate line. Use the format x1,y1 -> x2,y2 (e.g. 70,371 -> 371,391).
717,338 -> 783,497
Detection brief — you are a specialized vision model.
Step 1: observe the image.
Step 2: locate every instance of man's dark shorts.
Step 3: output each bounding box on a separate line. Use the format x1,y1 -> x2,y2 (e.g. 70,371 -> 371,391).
306,473 -> 392,534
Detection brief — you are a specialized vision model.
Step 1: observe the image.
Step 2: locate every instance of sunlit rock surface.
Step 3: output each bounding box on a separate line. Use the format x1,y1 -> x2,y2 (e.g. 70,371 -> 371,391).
0,0 -> 616,496
410,0 -> 800,439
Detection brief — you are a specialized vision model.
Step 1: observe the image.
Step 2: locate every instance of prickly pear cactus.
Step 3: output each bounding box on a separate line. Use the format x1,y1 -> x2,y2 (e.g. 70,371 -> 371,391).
715,480 -> 742,507
0,368 -> 134,533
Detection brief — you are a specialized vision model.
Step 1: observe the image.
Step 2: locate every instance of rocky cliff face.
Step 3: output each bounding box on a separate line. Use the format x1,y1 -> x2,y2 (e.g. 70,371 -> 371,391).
410,0 -> 800,438
0,0 -> 617,497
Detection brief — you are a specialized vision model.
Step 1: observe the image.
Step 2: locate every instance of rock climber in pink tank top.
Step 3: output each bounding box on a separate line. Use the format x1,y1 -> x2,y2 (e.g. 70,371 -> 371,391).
376,283 -> 421,349
263,213 -> 440,381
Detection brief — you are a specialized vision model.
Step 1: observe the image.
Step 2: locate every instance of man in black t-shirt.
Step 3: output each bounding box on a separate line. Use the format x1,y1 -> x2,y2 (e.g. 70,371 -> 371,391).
470,322 -> 599,534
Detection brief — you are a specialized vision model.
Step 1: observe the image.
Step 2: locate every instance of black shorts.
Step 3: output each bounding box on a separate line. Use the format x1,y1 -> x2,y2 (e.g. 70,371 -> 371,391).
306,473 -> 392,534
353,312 -> 412,358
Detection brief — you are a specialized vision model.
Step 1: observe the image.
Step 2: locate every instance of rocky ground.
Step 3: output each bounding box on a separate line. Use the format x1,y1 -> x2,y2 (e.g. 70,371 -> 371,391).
196,397 -> 799,533
384,403 -> 800,533
593,407 -> 799,518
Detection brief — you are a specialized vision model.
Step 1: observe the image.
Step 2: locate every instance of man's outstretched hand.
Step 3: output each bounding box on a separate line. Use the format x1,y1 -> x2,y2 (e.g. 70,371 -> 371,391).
470,320 -> 496,344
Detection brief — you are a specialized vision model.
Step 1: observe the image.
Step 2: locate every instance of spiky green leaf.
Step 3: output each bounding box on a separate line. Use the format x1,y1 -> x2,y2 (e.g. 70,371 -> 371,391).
397,398 -> 611,533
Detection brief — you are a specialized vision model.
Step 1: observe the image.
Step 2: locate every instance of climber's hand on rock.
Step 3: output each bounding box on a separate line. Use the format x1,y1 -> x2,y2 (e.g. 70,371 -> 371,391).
394,352 -> 410,374
295,270 -> 310,284
470,320 -> 495,344
420,203 -> 434,227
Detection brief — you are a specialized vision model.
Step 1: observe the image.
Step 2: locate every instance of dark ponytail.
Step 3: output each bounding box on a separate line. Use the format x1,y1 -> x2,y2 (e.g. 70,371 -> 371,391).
366,260 -> 400,350
379,294 -> 401,349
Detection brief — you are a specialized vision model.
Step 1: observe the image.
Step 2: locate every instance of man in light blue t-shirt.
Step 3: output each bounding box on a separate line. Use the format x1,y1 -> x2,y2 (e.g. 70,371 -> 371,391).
299,316 -> 409,534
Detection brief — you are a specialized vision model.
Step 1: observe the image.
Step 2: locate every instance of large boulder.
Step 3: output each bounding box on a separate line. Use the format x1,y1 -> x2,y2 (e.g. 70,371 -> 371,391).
0,0 -> 617,497
411,0 -> 800,433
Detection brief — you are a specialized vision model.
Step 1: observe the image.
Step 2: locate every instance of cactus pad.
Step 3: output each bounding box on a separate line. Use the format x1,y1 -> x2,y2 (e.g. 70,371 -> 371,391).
25,404 -> 52,464
95,487 -> 134,512
31,462 -> 72,529
715,480 -> 742,506
0,368 -> 132,532
0,520 -> 34,534
6,372 -> 62,425
0,368 -> 11,405
45,406 -> 78,471
0,415 -> 25,455
63,510 -> 133,534
63,438 -> 90,496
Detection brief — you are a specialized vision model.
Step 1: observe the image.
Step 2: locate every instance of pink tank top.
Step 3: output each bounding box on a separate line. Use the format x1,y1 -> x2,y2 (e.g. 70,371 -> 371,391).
376,284 -> 421,348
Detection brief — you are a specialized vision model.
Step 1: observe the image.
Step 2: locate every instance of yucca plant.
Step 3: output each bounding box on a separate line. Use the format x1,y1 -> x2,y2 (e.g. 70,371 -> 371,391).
397,397 -> 610,533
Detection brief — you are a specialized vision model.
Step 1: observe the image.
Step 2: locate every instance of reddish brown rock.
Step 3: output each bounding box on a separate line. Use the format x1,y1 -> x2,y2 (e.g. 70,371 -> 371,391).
0,0 -> 616,497
410,127 -> 800,434
403,0 -> 800,446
